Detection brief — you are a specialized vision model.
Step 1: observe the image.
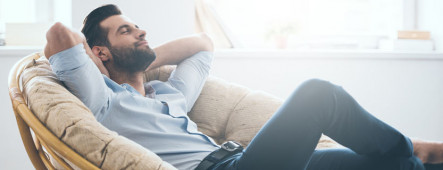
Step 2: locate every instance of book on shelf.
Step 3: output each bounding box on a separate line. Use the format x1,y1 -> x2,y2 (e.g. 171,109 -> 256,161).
398,30 -> 431,40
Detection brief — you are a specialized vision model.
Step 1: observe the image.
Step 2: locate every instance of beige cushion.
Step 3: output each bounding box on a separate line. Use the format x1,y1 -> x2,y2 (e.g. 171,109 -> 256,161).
188,75 -> 341,149
22,54 -> 342,169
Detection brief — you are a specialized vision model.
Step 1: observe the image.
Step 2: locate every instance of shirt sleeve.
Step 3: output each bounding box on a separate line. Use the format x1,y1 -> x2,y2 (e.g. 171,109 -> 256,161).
49,43 -> 110,118
167,51 -> 213,112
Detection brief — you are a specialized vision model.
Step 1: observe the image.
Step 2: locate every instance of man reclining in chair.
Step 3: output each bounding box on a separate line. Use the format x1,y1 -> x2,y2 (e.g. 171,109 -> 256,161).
44,4 -> 443,170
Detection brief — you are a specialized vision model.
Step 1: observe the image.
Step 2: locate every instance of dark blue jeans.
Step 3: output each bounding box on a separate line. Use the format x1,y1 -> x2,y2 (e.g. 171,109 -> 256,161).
212,79 -> 425,170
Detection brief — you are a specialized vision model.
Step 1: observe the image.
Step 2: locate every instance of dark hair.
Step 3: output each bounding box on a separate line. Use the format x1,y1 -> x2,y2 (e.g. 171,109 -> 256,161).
81,4 -> 122,47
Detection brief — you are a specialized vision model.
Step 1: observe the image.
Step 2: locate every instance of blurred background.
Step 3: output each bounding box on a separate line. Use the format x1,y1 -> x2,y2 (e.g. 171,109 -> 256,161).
1,0 -> 442,169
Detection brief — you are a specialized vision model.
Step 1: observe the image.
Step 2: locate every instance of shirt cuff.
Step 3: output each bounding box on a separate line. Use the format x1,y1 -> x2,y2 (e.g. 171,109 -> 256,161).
49,43 -> 89,72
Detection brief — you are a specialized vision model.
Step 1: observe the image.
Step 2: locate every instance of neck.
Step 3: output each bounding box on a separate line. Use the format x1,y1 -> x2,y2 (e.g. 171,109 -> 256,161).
108,68 -> 146,96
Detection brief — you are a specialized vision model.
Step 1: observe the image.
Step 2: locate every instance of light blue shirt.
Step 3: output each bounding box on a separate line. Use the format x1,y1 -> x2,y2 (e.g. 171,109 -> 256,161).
50,44 -> 220,170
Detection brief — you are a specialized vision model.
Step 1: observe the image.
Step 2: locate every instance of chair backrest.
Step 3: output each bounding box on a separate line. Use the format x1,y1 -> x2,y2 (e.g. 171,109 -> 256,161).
8,53 -> 99,170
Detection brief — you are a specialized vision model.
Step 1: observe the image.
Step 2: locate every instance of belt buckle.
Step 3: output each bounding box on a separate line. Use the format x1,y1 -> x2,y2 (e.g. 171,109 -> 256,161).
221,141 -> 243,152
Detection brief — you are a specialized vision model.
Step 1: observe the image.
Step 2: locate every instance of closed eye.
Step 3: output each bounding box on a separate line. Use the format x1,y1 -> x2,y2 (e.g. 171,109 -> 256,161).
116,24 -> 132,35
121,28 -> 131,34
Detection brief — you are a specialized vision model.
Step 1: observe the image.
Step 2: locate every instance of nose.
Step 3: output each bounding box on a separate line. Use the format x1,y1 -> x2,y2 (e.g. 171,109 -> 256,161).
137,29 -> 146,40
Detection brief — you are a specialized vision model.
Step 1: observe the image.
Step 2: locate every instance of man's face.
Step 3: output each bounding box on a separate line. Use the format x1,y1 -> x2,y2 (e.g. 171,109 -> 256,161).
100,15 -> 156,73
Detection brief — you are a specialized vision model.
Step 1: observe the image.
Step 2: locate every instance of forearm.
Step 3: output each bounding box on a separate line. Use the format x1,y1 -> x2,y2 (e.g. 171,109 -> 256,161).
147,33 -> 214,71
167,51 -> 213,111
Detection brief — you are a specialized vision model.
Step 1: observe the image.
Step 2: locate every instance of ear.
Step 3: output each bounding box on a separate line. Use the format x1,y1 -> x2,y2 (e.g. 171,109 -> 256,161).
91,46 -> 111,62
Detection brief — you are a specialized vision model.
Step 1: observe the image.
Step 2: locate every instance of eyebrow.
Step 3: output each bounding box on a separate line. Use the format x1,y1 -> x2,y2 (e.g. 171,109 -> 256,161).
116,24 -> 140,34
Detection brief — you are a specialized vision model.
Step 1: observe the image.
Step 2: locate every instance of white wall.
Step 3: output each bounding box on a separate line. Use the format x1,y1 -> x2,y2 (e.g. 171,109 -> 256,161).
72,0 -> 195,47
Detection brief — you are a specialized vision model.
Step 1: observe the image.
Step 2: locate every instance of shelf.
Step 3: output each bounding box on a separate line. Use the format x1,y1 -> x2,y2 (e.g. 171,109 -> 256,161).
214,49 -> 443,60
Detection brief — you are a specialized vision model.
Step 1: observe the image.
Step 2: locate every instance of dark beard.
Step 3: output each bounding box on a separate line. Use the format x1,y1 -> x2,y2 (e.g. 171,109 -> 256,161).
108,45 -> 156,73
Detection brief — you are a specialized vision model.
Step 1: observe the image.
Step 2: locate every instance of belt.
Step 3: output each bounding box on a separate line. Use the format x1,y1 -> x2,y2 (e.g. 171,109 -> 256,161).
195,141 -> 244,170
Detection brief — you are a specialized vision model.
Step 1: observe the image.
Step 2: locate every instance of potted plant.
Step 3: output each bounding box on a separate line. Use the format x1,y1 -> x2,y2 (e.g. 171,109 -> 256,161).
265,21 -> 298,49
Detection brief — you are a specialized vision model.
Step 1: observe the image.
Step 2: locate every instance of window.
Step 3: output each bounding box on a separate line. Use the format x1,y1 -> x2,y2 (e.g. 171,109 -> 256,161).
0,0 -> 71,46
212,0 -> 412,49
0,0 -> 36,23
0,0 -> 71,24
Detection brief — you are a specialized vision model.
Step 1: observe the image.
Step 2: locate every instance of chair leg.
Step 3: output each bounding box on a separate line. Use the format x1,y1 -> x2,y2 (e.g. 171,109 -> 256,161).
14,111 -> 47,170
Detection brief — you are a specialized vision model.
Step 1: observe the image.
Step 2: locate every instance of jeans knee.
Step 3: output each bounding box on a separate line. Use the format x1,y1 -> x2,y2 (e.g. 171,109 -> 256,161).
296,79 -> 335,98
301,78 -> 330,86
286,79 -> 337,118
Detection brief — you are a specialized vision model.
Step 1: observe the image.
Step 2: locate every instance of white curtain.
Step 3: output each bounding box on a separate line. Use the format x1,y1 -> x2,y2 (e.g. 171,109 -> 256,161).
195,0 -> 234,48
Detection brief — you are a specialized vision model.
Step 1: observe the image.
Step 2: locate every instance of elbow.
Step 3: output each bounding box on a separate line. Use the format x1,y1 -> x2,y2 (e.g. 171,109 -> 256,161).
199,32 -> 214,52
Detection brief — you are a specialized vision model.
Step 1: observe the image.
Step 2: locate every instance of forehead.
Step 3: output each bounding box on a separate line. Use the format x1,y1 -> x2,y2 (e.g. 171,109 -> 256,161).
100,15 -> 135,31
